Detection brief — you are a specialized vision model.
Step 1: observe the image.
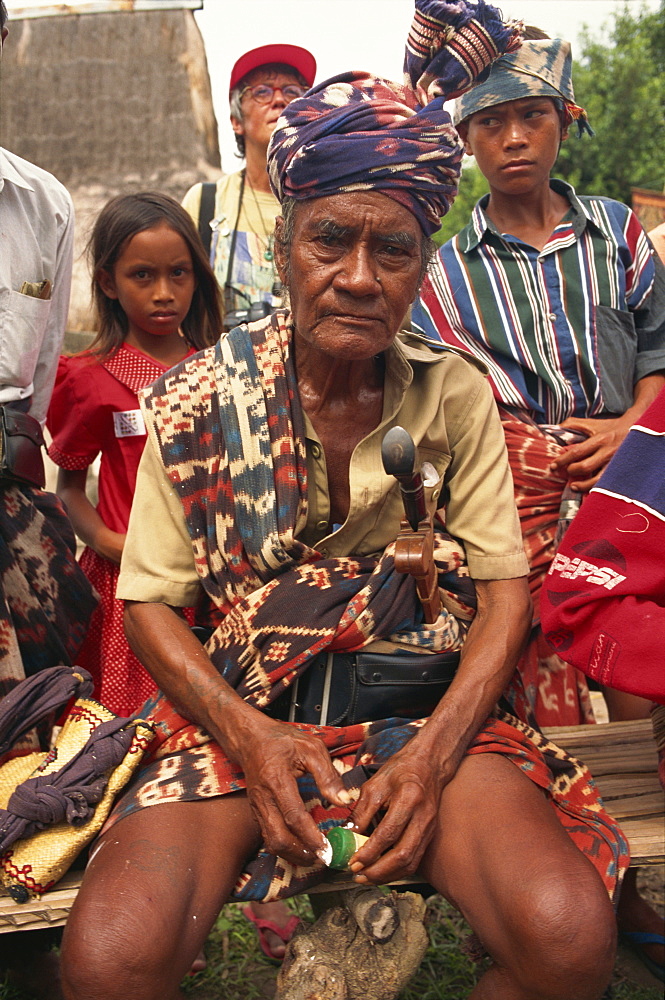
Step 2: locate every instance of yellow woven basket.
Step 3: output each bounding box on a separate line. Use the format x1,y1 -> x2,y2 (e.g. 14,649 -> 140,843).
0,698 -> 153,900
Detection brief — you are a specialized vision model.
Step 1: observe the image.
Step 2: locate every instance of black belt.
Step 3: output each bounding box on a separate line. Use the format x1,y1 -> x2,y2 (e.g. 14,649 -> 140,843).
265,648 -> 460,727
191,627 -> 460,727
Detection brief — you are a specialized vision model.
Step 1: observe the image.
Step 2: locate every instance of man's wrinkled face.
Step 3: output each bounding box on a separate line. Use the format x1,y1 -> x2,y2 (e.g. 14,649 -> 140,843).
275,192 -> 423,361
231,66 -> 305,153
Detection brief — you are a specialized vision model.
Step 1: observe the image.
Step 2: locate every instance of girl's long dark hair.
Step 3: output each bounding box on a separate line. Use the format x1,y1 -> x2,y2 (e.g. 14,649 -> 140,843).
86,191 -> 223,357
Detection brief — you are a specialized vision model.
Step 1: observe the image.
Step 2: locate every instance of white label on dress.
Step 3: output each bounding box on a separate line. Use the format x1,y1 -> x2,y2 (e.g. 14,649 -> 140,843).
113,409 -> 146,438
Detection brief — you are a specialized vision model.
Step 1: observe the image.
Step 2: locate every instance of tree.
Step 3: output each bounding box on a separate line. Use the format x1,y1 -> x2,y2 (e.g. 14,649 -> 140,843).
433,163 -> 488,247
556,2 -> 665,203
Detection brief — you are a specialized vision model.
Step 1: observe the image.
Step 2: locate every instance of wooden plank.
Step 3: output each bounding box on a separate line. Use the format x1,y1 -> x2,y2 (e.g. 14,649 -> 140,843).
598,793 -> 664,820
543,719 -> 654,743
0,871 -> 83,934
593,774 -> 659,797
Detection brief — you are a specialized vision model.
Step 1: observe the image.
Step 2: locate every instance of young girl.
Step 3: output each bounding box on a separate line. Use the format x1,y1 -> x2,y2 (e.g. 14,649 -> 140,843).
47,192 -> 223,717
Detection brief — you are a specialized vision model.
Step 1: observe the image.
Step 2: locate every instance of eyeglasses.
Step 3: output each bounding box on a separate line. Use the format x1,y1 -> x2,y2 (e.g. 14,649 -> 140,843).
239,84 -> 306,106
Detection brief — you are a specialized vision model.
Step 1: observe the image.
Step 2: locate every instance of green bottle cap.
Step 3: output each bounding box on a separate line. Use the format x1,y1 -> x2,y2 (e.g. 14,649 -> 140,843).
325,827 -> 369,870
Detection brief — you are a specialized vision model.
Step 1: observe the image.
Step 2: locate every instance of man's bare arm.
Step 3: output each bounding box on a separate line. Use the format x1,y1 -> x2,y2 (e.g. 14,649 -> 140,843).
123,601 -> 351,862
348,575 -> 532,883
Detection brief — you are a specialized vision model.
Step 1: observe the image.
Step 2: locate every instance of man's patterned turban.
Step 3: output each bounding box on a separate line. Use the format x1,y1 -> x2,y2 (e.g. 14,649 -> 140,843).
268,0 -> 522,236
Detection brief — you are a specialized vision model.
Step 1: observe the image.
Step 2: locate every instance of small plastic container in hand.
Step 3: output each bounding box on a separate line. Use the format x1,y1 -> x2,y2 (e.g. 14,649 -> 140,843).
323,827 -> 370,869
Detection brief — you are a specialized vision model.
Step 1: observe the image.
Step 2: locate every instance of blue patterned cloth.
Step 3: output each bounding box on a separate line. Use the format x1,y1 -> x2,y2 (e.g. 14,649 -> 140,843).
452,37 -> 593,137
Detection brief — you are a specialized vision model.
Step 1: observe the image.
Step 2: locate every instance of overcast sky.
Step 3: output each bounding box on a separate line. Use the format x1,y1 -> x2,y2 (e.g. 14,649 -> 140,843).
5,0 -> 661,172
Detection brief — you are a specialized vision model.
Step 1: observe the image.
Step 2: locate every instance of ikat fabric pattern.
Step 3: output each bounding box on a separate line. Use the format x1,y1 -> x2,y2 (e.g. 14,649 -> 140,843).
498,407 -> 595,727
404,0 -> 522,103
105,310 -> 628,905
267,0 -> 523,234
0,486 -> 97,758
141,310 -> 472,691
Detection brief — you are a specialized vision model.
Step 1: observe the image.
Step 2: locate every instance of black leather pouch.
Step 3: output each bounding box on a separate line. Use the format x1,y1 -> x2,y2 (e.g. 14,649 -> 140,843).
350,649 -> 459,723
0,407 -> 45,488
190,627 -> 460,726
270,648 -> 460,726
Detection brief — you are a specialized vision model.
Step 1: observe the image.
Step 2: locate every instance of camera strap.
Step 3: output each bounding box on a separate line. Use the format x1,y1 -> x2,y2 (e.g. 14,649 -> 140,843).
197,182 -> 217,260
223,168 -> 247,315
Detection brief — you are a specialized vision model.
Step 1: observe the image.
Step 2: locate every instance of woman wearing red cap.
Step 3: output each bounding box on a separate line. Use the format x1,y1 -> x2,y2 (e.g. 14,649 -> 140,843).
183,44 -> 316,331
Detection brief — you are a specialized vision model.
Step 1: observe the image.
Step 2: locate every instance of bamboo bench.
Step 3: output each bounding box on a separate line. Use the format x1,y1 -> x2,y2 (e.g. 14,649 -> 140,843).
0,718 -> 661,934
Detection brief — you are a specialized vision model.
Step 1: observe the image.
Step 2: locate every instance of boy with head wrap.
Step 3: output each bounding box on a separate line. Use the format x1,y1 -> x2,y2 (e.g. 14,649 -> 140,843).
61,7 -> 628,999
413,33 -> 665,727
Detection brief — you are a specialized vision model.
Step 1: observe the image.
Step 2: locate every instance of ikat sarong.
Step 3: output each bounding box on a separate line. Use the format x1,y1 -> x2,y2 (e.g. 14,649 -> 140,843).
498,407 -> 595,726
105,314 -> 627,903
0,485 -> 98,760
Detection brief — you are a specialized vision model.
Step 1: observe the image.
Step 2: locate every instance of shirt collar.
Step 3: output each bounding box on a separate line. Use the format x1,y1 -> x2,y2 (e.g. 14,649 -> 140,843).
459,178 -> 605,252
0,149 -> 35,195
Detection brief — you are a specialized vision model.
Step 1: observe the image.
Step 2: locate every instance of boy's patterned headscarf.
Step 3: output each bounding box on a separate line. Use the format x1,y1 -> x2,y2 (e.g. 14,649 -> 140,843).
267,0 -> 522,236
452,37 -> 593,137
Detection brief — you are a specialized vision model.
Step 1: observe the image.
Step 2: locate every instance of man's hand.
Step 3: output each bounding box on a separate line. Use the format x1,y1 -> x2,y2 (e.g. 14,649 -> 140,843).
342,736 -> 459,884
123,601 -> 351,867
551,374 -> 665,492
226,713 -> 353,867
339,576 -> 531,885
550,413 -> 634,493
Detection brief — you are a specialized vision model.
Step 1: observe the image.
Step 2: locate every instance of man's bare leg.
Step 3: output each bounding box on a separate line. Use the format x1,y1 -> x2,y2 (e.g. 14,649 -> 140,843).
420,753 -> 617,1000
61,794 -> 260,1000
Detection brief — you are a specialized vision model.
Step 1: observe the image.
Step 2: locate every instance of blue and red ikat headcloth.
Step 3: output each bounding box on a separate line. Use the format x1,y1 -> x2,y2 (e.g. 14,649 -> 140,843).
267,0 -> 523,236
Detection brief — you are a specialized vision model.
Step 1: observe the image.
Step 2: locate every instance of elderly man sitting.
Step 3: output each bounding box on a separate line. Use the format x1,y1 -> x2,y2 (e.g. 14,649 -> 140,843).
60,4 -> 627,999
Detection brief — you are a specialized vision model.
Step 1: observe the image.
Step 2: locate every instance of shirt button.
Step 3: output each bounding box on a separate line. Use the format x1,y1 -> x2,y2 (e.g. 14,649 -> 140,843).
311,443 -> 322,459
316,520 -> 328,532
548,312 -> 557,321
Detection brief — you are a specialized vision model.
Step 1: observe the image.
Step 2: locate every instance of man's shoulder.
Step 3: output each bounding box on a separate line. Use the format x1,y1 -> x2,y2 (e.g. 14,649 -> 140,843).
1,148 -> 73,212
397,329 -> 489,375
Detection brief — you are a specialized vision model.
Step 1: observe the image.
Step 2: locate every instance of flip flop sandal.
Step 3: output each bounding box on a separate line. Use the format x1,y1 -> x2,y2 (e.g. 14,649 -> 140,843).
186,948 -> 207,977
243,905 -> 301,963
619,930 -> 665,983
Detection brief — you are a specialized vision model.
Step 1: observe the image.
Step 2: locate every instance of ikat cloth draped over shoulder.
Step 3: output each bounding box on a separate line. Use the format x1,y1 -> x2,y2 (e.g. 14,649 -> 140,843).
106,313 -> 628,904
267,0 -> 522,234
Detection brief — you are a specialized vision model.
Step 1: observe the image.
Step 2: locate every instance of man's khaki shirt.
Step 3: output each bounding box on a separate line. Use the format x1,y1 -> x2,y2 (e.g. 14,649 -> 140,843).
117,330 -> 528,607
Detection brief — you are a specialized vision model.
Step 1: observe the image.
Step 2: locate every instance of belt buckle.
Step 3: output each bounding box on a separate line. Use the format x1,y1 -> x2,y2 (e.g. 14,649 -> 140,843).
287,651 -> 335,726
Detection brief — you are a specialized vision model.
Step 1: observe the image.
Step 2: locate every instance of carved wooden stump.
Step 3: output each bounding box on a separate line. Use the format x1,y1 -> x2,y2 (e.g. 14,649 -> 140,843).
275,887 -> 428,1000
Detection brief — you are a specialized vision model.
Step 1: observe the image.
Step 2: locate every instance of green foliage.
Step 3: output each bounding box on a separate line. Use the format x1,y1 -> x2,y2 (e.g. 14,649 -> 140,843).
556,2 -> 665,202
432,164 -> 489,247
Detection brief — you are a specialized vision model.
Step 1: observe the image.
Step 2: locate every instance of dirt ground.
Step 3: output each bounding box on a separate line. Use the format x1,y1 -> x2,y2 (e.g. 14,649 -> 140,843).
614,865 -> 665,991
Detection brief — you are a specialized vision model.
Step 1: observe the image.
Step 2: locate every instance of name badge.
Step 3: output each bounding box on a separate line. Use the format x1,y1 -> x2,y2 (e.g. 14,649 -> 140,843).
113,409 -> 146,438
